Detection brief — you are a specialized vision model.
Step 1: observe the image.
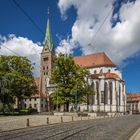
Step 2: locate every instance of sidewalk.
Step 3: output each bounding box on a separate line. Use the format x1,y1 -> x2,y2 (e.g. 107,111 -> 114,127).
0,114 -> 121,132
129,128 -> 140,140
0,115 -> 90,132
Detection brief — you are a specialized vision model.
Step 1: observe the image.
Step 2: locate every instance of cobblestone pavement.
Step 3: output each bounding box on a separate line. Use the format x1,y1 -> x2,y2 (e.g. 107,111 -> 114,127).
0,115 -> 140,140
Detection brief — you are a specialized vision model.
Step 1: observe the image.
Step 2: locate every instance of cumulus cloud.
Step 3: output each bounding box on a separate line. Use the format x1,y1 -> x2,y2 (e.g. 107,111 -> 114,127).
56,36 -> 78,55
57,0 -> 140,67
0,34 -> 42,77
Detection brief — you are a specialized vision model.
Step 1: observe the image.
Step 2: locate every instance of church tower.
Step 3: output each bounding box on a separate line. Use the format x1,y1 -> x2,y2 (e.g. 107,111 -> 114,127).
40,10 -> 55,103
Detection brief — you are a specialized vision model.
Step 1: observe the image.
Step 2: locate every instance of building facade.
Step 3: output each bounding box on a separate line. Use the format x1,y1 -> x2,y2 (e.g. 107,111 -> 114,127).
22,78 -> 47,112
22,14 -> 126,114
69,53 -> 126,114
127,93 -> 140,114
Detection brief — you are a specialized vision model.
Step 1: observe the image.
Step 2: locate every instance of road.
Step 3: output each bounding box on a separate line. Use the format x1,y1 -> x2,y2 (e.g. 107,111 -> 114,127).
0,115 -> 140,140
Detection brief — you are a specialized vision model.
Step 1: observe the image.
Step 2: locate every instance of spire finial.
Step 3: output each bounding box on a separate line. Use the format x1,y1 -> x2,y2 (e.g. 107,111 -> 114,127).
48,7 -> 50,17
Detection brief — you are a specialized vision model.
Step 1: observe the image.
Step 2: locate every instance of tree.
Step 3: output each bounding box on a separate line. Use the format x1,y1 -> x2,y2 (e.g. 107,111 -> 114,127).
0,56 -> 37,111
50,54 -> 94,112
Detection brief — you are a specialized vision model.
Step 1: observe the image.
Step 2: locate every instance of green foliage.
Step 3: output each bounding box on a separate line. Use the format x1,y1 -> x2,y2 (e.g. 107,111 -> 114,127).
0,56 -> 37,112
50,54 -> 95,111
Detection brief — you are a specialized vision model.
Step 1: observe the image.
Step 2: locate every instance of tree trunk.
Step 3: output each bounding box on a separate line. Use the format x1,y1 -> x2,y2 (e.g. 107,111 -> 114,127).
17,98 -> 20,110
65,102 -> 69,112
2,103 -> 5,114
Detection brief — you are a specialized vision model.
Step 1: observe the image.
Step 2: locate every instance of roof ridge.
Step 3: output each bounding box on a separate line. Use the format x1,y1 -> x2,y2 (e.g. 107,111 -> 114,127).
74,52 -> 104,58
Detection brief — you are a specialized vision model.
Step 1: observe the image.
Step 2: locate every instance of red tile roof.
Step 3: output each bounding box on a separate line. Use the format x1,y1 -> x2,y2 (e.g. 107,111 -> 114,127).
127,93 -> 140,102
90,72 -> 120,80
74,52 -> 116,68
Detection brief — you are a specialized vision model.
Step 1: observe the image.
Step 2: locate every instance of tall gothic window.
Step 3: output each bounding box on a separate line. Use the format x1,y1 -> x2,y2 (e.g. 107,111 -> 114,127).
96,81 -> 99,105
109,82 -> 113,105
122,83 -> 124,92
92,82 -> 95,104
101,91 -> 104,103
104,82 -> 108,104
119,85 -> 121,106
88,82 -> 95,105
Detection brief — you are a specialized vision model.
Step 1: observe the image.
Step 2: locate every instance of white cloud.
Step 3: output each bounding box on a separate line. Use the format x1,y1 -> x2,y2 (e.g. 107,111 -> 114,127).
56,36 -> 78,55
0,34 -> 42,77
58,0 -> 140,67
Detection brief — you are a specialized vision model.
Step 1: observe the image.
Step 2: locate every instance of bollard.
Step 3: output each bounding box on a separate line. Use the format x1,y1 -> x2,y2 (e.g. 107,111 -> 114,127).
81,116 -> 82,120
46,117 -> 49,124
61,116 -> 63,123
27,118 -> 29,127
72,116 -> 74,121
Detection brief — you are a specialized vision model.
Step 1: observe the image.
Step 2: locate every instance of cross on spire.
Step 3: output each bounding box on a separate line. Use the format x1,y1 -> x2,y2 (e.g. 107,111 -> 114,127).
48,7 -> 50,17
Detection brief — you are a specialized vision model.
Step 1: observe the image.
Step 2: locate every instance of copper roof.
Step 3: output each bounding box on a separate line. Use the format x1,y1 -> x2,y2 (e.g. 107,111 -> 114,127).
74,52 -> 116,68
127,93 -> 140,102
90,72 -> 120,80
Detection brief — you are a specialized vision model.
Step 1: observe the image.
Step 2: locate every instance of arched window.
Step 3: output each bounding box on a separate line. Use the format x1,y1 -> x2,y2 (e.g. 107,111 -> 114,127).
104,82 -> 108,104
88,82 -> 95,105
91,82 -> 95,104
119,85 -> 121,106
101,91 -> 104,103
96,81 -> 99,105
94,70 -> 97,74
108,69 -> 111,73
109,82 -> 113,105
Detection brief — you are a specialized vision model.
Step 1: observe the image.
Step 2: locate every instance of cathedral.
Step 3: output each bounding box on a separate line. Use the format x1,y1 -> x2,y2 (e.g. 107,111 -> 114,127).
23,14 -> 126,115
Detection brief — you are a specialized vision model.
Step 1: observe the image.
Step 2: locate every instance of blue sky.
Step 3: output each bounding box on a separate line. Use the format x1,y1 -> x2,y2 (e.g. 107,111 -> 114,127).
0,0 -> 140,93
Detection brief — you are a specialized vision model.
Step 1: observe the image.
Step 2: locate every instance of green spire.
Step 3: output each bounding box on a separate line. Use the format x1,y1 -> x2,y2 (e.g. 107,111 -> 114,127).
44,8 -> 53,51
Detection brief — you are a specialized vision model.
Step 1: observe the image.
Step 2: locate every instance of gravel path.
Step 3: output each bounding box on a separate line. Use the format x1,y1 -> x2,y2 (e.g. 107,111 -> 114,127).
0,115 -> 140,140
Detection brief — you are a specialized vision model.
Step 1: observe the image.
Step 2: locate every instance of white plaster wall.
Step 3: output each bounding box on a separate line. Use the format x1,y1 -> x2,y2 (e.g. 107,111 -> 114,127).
86,75 -> 126,113
24,98 -> 47,113
138,102 -> 140,112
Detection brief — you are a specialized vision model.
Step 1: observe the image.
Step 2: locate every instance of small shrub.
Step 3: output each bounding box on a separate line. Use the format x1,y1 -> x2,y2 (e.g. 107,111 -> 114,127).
19,109 -> 30,115
29,108 -> 37,114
